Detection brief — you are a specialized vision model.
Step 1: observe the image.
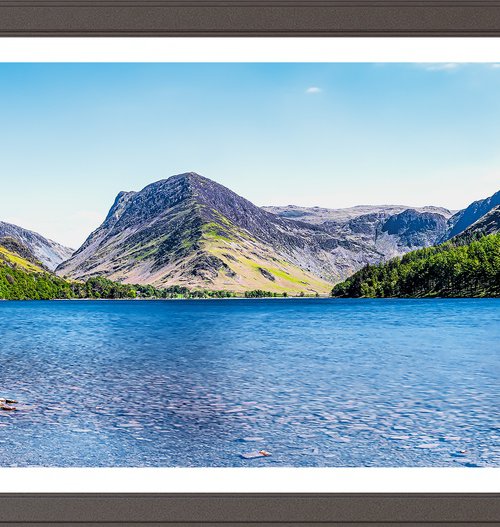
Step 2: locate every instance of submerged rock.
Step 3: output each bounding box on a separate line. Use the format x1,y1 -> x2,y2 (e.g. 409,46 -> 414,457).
0,405 -> 17,411
240,450 -> 272,459
0,397 -> 19,411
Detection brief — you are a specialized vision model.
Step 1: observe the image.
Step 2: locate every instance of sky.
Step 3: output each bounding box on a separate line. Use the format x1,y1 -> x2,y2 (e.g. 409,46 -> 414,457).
0,62 -> 499,248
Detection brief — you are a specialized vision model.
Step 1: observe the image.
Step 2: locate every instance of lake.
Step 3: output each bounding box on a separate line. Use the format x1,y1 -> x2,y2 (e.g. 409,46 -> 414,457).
0,298 -> 498,467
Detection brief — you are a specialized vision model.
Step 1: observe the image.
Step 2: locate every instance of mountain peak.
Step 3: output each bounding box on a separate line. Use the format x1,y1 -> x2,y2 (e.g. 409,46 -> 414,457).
143,172 -> 211,191
170,171 -> 205,181
56,173 -> 359,292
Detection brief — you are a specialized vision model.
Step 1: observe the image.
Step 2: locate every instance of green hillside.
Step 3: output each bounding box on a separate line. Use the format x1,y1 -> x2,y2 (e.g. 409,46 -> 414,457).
0,240 -> 285,300
332,234 -> 500,298
0,244 -> 74,300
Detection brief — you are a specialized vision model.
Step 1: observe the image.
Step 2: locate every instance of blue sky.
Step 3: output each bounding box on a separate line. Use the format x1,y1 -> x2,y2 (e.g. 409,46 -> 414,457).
0,62 -> 499,248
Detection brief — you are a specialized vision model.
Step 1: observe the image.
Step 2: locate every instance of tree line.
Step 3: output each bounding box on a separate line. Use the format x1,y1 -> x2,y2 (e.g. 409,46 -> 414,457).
332,233 -> 499,298
0,267 -> 296,300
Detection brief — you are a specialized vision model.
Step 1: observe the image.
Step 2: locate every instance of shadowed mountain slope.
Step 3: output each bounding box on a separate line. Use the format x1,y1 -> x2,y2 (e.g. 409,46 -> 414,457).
443,190 -> 500,241
451,205 -> 500,243
0,221 -> 73,270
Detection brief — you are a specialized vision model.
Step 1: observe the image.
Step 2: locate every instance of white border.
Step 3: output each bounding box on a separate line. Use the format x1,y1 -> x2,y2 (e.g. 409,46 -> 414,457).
0,37 -> 498,492
0,37 -> 499,62
1,468 -> 499,493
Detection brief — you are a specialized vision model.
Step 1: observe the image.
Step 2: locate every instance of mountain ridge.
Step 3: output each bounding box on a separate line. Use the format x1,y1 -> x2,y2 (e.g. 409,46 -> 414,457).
331,233 -> 500,298
57,173 -> 382,293
451,205 -> 500,243
0,221 -> 73,271
442,189 -> 500,241
263,204 -> 455,225
56,173 -> 500,293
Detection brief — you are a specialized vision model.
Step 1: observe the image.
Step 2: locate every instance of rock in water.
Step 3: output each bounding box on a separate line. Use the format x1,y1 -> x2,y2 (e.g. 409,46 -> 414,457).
240,450 -> 272,459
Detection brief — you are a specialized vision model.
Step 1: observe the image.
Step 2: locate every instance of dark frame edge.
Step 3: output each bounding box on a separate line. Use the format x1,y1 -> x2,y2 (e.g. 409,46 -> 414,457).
0,493 -> 498,523
1,1 -> 499,525
2,2 -> 500,36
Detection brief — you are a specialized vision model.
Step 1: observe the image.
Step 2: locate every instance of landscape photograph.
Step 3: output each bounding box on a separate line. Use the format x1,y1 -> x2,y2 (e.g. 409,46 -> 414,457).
0,63 -> 498,467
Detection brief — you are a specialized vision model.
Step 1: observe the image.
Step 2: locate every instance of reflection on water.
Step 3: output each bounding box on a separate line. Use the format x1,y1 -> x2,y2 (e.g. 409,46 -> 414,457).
0,298 -> 498,467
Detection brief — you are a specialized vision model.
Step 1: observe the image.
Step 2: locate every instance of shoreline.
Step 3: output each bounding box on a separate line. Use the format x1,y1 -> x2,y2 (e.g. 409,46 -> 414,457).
0,295 -> 330,302
0,296 -> 498,302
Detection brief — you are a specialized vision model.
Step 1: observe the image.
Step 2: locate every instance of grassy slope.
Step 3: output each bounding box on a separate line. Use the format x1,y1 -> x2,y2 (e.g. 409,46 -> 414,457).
0,245 -> 74,300
118,210 -> 334,295
200,215 -> 333,295
0,246 -> 44,272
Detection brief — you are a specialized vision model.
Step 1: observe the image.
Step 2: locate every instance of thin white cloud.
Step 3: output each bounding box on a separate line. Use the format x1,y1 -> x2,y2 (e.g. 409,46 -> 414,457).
420,63 -> 460,72
305,86 -> 322,94
417,62 -> 500,72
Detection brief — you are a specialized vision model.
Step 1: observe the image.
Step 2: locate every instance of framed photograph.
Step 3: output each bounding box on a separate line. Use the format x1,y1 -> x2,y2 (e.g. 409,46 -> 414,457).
0,2 -> 499,525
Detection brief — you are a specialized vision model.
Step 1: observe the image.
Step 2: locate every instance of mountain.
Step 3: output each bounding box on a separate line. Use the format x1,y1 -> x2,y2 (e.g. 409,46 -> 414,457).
331,233 -> 500,298
54,173 -> 500,294
57,173 -> 386,294
0,237 -> 148,301
265,204 -> 454,260
264,204 -> 453,226
0,236 -> 44,268
330,192 -> 500,299
451,205 -> 500,243
442,190 -> 500,241
0,237 -> 46,274
0,221 -> 73,271
0,237 -> 75,300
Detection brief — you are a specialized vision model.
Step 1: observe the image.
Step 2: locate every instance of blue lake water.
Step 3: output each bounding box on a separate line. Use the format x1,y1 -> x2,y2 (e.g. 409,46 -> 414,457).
0,298 -> 498,467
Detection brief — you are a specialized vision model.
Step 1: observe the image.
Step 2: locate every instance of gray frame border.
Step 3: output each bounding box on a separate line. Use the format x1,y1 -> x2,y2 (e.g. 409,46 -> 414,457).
1,0 -> 500,36
0,493 -> 498,524
0,0 -> 499,525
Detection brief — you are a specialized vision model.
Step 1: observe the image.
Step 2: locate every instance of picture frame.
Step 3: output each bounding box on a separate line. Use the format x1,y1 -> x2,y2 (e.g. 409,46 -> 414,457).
0,1 -> 499,525
0,0 -> 500,36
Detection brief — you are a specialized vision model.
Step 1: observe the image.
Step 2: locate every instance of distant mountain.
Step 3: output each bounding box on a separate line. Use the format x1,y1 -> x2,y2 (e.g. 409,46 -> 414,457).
332,233 -> 500,298
0,236 -> 75,300
0,236 -> 45,268
264,204 -> 454,225
0,221 -> 73,271
265,204 -> 454,260
451,205 -> 500,243
330,191 -> 500,299
57,173 -> 385,294
0,237 -> 45,274
442,190 -> 500,241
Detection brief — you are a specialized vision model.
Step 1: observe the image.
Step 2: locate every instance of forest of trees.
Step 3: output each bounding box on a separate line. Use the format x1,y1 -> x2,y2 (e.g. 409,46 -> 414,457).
245,290 -> 283,298
0,266 -> 287,300
332,234 -> 500,298
0,264 -> 74,300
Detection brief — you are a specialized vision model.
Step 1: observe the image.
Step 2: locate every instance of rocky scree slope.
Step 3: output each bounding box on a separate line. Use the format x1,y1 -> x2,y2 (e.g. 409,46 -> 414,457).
265,204 -> 454,260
